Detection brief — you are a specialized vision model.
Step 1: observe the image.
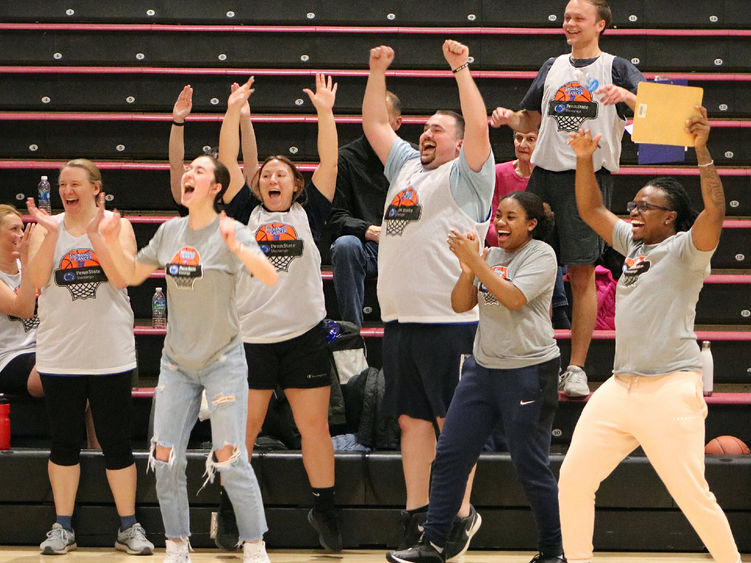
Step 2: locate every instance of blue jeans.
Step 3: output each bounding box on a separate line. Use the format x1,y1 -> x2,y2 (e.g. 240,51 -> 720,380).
149,343 -> 267,541
424,356 -> 562,555
330,235 -> 379,327
552,265 -> 568,309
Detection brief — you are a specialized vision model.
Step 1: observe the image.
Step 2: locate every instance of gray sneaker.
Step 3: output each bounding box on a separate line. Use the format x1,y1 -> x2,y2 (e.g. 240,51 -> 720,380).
115,522 -> 154,555
40,523 -> 77,555
559,365 -> 590,397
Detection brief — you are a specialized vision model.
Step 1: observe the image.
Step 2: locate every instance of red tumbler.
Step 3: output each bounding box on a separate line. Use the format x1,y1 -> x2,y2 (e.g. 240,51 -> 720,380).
0,401 -> 10,450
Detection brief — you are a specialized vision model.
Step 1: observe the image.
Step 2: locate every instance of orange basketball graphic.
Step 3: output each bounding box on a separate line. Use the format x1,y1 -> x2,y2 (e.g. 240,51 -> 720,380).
554,82 -> 592,102
256,223 -> 299,242
390,188 -> 419,207
170,247 -> 200,266
60,249 -> 100,269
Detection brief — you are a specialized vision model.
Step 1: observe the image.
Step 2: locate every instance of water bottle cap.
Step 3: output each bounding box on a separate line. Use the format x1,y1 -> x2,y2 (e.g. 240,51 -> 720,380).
156,287 -> 162,291
41,176 -> 48,181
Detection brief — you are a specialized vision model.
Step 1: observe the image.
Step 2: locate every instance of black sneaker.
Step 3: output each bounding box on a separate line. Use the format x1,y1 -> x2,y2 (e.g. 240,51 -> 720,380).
444,505 -> 482,561
397,509 -> 427,550
387,536 -> 446,563
308,508 -> 343,552
530,554 -> 567,563
214,496 -> 240,551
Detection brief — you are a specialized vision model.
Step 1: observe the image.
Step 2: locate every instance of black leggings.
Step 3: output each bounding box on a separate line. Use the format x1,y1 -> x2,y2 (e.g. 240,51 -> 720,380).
40,371 -> 135,470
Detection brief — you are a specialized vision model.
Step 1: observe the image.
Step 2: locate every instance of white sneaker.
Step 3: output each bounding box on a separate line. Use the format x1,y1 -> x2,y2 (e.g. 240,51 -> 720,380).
558,365 -> 590,397
164,538 -> 192,563
243,540 -> 271,563
115,522 -> 154,555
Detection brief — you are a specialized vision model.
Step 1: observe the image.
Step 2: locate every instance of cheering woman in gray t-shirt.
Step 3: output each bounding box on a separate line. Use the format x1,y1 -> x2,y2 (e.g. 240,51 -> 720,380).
96,143 -> 278,562
387,191 -> 563,563
560,109 -> 740,563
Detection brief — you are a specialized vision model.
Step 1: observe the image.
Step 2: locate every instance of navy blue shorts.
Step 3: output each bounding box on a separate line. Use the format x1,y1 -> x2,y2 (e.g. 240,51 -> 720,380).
526,167 -> 613,266
381,322 -> 476,421
244,321 -> 332,390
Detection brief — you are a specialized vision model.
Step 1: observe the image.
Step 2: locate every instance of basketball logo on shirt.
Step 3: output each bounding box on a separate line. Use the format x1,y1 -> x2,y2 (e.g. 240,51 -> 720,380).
255,223 -> 304,272
54,248 -> 108,300
548,81 -> 599,133
166,247 -> 203,289
479,265 -> 508,306
621,255 -> 650,286
384,187 -> 422,237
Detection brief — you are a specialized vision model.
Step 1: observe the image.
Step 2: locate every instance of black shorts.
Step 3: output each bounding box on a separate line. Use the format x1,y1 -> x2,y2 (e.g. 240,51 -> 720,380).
0,352 -> 35,397
526,167 -> 613,266
244,322 -> 332,390
381,322 -> 476,421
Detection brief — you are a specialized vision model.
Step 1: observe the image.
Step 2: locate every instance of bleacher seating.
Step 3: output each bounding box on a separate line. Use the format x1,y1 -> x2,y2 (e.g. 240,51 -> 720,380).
0,0 -> 749,552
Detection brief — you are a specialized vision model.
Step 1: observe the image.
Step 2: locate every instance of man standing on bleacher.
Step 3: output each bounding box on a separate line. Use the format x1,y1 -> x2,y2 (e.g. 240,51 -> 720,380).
362,40 -> 494,557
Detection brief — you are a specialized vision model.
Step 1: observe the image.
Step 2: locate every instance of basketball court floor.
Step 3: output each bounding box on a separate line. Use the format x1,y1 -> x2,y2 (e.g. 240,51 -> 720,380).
0,547 -> 740,562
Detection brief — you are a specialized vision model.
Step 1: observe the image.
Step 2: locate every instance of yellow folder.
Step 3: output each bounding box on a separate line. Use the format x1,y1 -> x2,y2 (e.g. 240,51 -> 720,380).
631,82 -> 704,147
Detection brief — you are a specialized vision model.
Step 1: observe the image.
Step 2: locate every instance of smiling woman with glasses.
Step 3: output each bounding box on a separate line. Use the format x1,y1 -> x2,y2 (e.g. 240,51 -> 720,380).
625,200 -> 673,213
557,108 -> 741,563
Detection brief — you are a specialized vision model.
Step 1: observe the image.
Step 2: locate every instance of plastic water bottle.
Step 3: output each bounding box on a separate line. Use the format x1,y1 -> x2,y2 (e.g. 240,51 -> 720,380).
37,176 -> 51,214
700,340 -> 713,396
152,287 -> 167,329
0,399 -> 10,450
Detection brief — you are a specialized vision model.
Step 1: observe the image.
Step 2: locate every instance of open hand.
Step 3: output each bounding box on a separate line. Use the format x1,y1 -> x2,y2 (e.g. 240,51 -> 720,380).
172,85 -> 193,123
567,128 -> 602,158
230,77 -> 254,118
447,229 -> 484,273
303,73 -> 338,111
26,197 -> 58,234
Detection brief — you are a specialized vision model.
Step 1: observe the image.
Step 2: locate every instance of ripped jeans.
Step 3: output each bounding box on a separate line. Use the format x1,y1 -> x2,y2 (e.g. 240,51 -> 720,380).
149,343 -> 267,541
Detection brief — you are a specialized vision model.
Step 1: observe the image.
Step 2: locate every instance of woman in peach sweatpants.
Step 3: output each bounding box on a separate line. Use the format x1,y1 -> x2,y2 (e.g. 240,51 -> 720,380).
559,109 -> 740,563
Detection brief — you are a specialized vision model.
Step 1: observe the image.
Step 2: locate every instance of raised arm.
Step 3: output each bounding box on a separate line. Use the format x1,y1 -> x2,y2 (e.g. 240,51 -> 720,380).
87,193 -> 140,288
688,106 -> 724,251
448,229 -> 527,310
96,201 -> 155,286
219,78 -> 255,204
568,128 -> 618,246
362,46 -> 399,165
237,81 -> 260,186
0,222 -> 36,318
169,85 -> 192,205
25,198 -> 58,290
305,73 -> 339,202
490,107 -> 542,133
219,212 -> 277,286
442,40 -> 491,172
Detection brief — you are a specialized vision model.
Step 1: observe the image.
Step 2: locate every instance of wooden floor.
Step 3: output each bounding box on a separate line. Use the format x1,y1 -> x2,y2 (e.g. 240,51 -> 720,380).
0,547 -> 739,562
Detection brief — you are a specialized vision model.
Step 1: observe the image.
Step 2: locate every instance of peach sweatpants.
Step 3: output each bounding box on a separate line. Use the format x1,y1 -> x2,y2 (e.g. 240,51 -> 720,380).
558,371 -> 740,563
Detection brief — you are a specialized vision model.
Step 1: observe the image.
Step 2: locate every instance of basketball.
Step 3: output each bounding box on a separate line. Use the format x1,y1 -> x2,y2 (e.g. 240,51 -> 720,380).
60,249 -> 99,269
256,222 -> 298,241
390,188 -> 418,207
170,246 -> 200,266
704,435 -> 751,455
554,82 -> 592,103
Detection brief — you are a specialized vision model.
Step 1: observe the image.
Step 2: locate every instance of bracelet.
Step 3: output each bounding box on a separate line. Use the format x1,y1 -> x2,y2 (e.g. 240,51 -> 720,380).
697,160 -> 714,168
171,120 -> 185,127
452,62 -> 470,73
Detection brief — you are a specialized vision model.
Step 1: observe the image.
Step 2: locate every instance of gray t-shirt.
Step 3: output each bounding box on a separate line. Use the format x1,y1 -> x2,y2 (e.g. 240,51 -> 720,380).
384,139 -> 495,223
473,240 -> 560,369
137,215 -> 259,370
611,220 -> 713,376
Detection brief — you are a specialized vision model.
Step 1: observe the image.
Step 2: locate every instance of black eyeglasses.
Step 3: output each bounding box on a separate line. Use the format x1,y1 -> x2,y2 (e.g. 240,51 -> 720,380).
626,201 -> 673,213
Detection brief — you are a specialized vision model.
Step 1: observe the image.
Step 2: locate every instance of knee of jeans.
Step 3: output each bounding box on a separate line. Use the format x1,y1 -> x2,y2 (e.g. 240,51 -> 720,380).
330,235 -> 360,260
148,436 -> 177,473
201,443 -> 243,489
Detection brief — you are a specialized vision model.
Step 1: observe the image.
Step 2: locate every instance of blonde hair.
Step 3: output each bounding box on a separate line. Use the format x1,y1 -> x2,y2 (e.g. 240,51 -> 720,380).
0,204 -> 21,225
62,158 -> 103,195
